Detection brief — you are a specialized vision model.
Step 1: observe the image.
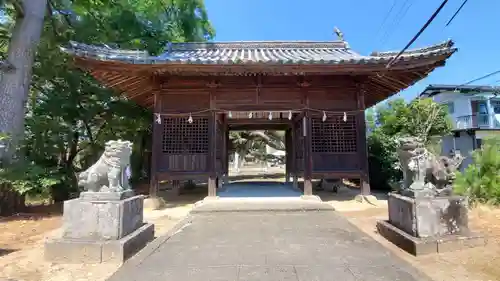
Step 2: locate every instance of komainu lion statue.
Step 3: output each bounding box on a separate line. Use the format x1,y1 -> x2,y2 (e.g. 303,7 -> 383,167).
396,136 -> 464,196
78,140 -> 133,192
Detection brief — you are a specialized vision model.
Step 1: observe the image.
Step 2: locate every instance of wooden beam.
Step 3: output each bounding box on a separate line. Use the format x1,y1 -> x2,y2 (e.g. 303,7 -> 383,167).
255,75 -> 262,105
85,65 -> 445,109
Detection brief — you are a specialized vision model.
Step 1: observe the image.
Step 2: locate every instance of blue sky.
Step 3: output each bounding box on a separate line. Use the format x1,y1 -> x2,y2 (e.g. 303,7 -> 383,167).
204,0 -> 500,105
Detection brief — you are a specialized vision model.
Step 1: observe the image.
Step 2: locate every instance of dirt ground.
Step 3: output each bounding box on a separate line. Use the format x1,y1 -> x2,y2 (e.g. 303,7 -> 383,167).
0,195 -> 198,281
1,184 -> 500,281
341,204 -> 500,281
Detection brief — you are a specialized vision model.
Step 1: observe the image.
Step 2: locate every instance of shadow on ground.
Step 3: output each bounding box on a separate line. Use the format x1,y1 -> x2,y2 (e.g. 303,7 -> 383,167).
218,181 -> 302,198
149,187 -> 207,209
0,248 -> 17,257
136,172 -> 391,205
0,203 -> 63,222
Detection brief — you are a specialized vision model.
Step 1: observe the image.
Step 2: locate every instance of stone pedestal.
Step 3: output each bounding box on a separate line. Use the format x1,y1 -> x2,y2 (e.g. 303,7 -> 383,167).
377,192 -> 485,256
45,191 -> 154,264
388,192 -> 469,237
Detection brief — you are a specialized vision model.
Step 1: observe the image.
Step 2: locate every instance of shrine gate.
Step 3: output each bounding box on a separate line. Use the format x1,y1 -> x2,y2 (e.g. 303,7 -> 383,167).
63,39 -> 456,198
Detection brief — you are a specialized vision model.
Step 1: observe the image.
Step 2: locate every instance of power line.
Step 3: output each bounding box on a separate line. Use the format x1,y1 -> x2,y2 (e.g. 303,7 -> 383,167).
386,0 -> 451,69
459,70 -> 500,87
379,0 -> 415,47
378,0 -> 412,46
374,0 -> 398,39
445,0 -> 470,27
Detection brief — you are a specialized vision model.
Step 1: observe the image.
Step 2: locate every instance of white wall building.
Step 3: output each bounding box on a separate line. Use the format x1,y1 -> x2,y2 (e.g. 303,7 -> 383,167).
420,84 -> 500,170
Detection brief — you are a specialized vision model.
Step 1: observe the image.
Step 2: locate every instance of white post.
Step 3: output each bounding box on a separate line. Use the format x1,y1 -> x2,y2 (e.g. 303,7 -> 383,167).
233,152 -> 239,173
487,98 -> 494,129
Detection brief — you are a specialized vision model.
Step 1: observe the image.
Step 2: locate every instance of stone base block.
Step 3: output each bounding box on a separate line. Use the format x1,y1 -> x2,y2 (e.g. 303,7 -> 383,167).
202,196 -> 220,201
143,196 -> 166,210
79,190 -> 134,201
63,195 -> 144,240
300,195 -> 322,201
388,192 -> 469,238
354,194 -> 378,205
400,188 -> 435,199
45,223 -> 154,264
192,199 -> 334,213
376,220 -> 486,256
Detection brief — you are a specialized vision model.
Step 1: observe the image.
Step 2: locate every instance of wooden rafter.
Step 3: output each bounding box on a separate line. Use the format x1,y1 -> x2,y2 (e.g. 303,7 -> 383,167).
70,50 -> 453,109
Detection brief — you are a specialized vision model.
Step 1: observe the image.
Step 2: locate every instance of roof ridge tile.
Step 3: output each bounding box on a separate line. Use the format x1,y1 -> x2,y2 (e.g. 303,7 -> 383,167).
61,39 -> 456,67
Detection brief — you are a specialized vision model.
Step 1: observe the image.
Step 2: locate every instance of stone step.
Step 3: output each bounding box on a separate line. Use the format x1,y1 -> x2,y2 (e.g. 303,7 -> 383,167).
192,197 -> 334,213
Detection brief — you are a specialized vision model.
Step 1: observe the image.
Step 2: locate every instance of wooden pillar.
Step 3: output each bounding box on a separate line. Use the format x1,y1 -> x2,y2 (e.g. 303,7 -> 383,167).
149,93 -> 161,198
285,128 -> 291,183
291,122 -> 299,189
225,125 -> 230,175
357,85 -> 370,195
221,115 -> 228,185
207,111 -> 217,197
172,179 -> 181,196
303,111 -> 313,196
206,81 -> 219,197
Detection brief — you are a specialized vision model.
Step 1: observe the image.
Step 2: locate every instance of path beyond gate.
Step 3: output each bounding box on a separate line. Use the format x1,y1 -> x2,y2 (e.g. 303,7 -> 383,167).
107,206 -> 430,281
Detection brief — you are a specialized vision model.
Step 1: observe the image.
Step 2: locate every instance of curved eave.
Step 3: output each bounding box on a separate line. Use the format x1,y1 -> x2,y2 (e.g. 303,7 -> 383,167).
66,41 -> 456,109
72,49 -> 455,74
87,69 -> 157,108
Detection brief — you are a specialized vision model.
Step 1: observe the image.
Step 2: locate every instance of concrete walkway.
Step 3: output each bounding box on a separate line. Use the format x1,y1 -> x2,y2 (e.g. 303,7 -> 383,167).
108,208 -> 430,281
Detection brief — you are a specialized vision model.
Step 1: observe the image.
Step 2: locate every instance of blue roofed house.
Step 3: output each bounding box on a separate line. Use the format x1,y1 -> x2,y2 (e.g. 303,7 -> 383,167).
419,84 -> 500,171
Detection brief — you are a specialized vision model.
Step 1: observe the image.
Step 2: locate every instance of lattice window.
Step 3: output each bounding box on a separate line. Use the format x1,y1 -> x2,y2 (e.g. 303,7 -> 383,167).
311,115 -> 357,153
162,117 -> 209,154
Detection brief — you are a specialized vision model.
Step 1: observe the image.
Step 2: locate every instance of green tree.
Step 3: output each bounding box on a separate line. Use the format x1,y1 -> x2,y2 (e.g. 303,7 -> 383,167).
0,0 -> 47,163
376,98 -> 452,143
0,0 -> 215,201
368,98 -> 452,190
454,136 -> 500,205
367,129 -> 401,190
229,130 -> 285,164
0,0 -> 215,164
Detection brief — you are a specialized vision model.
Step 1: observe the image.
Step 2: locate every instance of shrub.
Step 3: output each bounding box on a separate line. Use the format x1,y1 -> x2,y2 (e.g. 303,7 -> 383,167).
367,130 -> 402,190
454,136 -> 500,205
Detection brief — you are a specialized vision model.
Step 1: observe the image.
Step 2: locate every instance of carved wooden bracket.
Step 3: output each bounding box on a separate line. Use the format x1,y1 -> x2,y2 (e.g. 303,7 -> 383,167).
355,82 -> 366,110
297,76 -> 311,88
254,75 -> 263,87
206,80 -> 221,88
152,74 -> 168,88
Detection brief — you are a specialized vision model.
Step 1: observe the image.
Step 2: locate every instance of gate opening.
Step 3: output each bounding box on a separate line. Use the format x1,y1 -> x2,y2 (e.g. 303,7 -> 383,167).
220,129 -> 301,197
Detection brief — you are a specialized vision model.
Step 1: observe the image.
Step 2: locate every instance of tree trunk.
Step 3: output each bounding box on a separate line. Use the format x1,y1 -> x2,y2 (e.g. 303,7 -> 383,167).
0,183 -> 25,216
0,0 -> 47,163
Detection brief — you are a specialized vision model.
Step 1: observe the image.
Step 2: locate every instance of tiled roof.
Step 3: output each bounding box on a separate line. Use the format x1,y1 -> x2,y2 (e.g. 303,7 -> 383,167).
61,40 -> 456,66
420,84 -> 500,97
